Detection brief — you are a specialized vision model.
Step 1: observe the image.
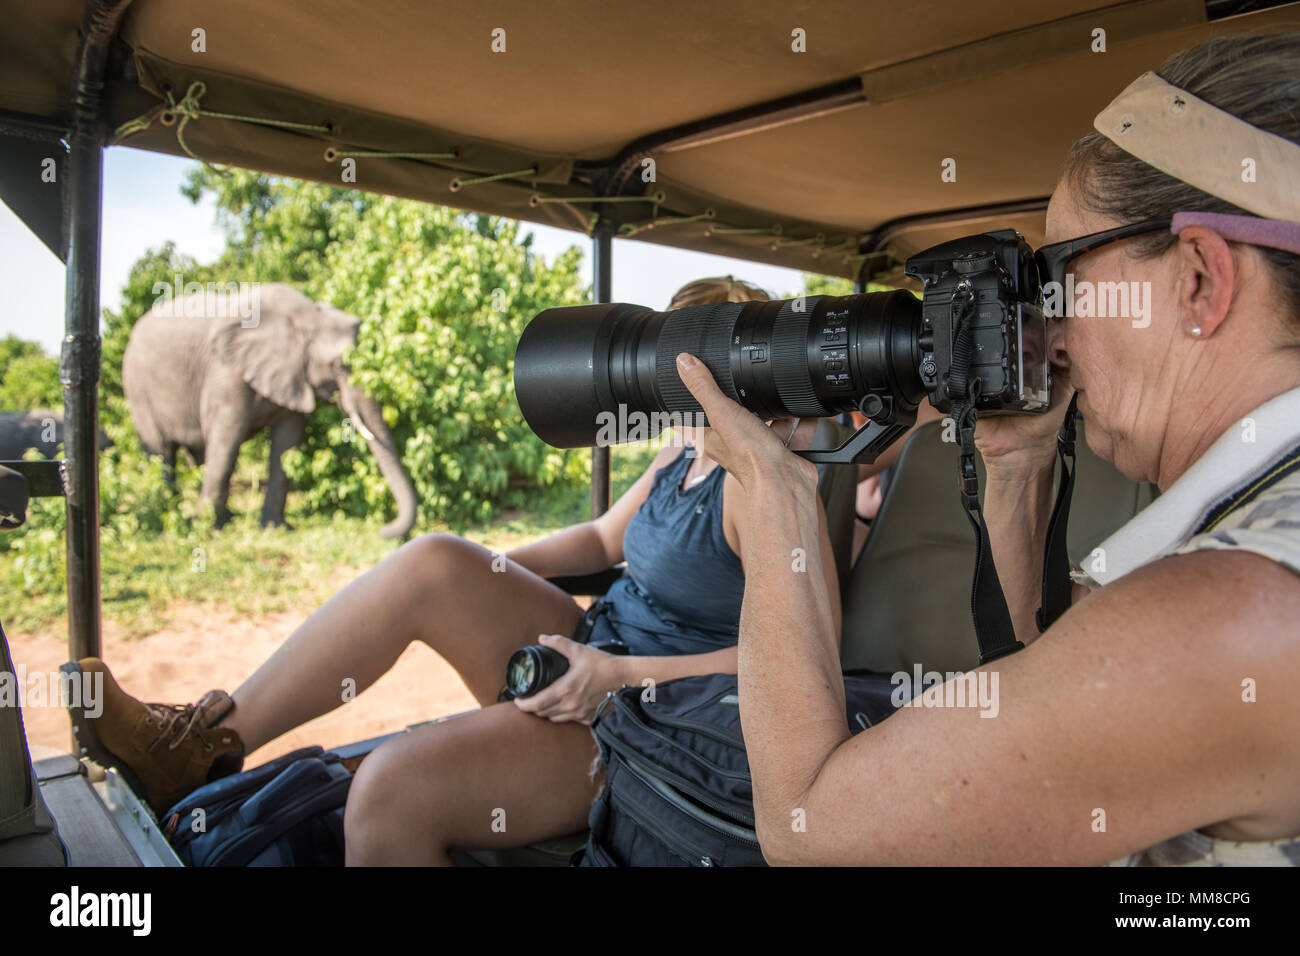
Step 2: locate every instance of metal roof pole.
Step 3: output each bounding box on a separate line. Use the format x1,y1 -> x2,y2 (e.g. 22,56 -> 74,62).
589,220 -> 614,519
61,0 -> 133,666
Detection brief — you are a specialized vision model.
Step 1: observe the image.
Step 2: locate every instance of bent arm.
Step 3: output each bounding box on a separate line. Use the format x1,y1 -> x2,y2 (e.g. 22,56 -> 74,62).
506,444 -> 681,578
739,512 -> 1300,866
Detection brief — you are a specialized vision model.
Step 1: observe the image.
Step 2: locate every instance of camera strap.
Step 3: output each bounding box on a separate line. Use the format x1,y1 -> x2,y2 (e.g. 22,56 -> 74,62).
953,405 -> 1023,664
1036,393 -> 1079,632
946,292 -> 1079,663
947,288 -> 1022,665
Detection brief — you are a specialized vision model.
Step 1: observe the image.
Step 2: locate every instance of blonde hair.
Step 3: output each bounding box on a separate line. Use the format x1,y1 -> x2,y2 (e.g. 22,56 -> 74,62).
668,275 -> 770,309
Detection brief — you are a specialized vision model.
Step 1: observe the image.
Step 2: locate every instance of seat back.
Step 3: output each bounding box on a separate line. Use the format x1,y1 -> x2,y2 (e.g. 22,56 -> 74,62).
840,418 -> 1156,674
0,621 -> 68,864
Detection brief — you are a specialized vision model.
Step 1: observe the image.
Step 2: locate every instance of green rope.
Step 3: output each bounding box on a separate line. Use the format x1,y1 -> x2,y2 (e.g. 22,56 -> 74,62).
812,237 -> 857,258
449,167 -> 537,191
617,208 -> 715,238
113,114 -> 152,139
325,148 -> 458,161
708,224 -> 784,236
531,191 -> 666,206
771,233 -> 826,249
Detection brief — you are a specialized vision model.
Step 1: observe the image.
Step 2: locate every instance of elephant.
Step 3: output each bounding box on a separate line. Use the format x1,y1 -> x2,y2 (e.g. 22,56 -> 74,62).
0,409 -> 111,460
122,283 -> 417,539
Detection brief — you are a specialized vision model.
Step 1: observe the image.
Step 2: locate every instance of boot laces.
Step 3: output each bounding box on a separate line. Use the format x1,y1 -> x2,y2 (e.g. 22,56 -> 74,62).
144,702 -> 214,753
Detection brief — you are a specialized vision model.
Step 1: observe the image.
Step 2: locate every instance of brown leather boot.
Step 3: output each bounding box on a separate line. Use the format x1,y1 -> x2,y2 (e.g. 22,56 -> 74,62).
62,658 -> 246,817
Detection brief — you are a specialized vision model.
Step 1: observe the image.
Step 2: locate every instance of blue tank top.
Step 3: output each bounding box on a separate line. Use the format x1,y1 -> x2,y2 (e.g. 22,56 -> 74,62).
589,447 -> 746,656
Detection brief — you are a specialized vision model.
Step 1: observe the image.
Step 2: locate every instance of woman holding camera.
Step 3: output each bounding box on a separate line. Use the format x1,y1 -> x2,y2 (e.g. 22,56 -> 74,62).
677,32 -> 1300,865
69,275 -> 853,865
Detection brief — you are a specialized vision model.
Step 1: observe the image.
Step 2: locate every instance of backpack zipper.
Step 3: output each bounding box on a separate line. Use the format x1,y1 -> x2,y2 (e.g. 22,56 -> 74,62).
607,762 -> 722,866
620,753 -> 761,851
607,693 -> 752,782
597,723 -> 756,825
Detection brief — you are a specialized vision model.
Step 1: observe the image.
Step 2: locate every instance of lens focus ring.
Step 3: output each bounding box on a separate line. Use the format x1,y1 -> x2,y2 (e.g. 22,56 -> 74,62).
771,300 -> 825,417
654,304 -> 741,416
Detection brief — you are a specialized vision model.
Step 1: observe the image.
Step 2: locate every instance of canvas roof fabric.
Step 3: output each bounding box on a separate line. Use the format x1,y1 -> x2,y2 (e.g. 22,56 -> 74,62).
2,0 -> 1298,283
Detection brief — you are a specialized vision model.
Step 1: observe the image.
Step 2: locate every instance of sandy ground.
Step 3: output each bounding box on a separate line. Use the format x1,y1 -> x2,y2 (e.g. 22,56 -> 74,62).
13,599 -> 481,766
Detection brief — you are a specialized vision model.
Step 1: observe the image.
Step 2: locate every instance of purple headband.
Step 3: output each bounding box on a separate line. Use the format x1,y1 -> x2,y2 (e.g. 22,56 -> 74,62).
1171,212 -> 1300,256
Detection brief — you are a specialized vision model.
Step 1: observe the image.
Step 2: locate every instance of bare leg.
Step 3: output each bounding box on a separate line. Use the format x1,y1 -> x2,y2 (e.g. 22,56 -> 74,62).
344,701 -> 602,865
220,534 -> 584,752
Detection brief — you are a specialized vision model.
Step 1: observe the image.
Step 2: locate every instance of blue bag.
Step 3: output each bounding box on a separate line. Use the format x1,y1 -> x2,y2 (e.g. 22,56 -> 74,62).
161,746 -> 352,867
577,671 -> 902,866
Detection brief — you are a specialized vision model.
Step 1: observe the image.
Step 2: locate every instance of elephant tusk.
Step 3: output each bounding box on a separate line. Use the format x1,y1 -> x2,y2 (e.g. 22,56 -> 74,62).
352,418 -> 376,443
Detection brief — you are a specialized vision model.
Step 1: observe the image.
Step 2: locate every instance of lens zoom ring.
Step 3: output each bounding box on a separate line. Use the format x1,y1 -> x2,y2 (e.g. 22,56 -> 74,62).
655,304 -> 740,414
771,301 -> 825,416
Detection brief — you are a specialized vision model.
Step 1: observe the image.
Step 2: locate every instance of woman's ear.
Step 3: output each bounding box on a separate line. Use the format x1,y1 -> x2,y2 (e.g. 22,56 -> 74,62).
1174,225 -> 1239,339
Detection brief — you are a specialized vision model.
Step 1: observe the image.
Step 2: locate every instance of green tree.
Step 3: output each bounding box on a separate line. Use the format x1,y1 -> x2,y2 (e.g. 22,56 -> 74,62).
801,273 -> 895,297
0,336 -> 61,410
105,168 -> 589,528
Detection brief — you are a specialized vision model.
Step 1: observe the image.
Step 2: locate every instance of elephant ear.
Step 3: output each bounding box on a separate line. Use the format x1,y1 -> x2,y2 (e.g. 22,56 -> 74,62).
208,284 -> 317,414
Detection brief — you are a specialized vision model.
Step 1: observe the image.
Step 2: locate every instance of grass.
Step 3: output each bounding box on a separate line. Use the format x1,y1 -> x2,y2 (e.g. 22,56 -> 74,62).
0,441 -> 660,639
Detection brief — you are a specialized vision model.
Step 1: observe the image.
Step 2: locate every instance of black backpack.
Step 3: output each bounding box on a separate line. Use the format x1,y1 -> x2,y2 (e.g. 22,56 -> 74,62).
161,745 -> 353,866
575,671 -> 903,866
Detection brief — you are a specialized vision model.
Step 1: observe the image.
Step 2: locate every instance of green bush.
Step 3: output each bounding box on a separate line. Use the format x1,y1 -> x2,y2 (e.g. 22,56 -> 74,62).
106,171 -> 591,530
0,336 -> 62,411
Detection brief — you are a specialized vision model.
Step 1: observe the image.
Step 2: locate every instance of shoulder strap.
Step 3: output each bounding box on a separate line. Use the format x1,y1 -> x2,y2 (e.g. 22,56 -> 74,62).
1036,394 -> 1079,633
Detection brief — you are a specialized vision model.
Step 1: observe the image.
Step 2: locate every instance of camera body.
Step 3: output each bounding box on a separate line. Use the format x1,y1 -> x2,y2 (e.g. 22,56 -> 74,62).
905,229 -> 1050,415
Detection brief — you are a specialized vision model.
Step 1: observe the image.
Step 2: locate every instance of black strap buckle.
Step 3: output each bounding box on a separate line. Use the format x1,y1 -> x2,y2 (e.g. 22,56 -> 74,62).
572,598 -> 611,644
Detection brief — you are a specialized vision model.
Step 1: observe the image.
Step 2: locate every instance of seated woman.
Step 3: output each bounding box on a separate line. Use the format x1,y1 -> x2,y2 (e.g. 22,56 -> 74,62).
68,275 -> 842,865
674,31 -> 1300,865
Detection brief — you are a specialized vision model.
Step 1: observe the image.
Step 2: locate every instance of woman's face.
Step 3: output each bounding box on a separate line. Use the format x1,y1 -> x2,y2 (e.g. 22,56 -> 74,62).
1043,179 -> 1184,482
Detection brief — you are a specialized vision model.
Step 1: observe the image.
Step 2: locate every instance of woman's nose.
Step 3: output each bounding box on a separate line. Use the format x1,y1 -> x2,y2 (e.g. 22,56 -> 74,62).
1048,322 -> 1071,368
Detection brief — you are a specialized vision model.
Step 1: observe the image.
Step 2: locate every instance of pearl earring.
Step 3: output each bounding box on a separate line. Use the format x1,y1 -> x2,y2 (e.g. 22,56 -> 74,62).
1190,326 -> 1203,337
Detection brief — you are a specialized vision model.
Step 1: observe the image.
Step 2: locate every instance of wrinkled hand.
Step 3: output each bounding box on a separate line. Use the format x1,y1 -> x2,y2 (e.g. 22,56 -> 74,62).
674,353 -> 818,489
973,365 -> 1075,476
512,634 -> 624,725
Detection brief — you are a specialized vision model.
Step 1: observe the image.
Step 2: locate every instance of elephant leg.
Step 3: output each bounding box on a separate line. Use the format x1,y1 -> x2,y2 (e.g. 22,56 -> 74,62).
161,441 -> 178,491
199,416 -> 245,529
262,414 -> 305,528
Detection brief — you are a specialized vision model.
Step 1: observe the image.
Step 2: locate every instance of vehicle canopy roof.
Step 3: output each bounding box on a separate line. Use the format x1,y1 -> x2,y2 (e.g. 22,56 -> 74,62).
3,0 -> 1297,283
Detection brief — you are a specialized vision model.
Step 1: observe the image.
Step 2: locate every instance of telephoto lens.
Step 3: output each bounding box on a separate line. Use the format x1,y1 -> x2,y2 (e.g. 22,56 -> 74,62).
504,645 -> 570,699
513,291 -> 926,450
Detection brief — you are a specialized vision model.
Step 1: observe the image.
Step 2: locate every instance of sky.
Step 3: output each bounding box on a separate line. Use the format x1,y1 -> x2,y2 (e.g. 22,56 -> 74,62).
0,147 -> 808,356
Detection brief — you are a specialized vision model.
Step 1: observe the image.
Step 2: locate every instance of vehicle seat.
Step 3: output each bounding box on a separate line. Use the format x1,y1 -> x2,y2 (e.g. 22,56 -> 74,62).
0,620 -> 69,865
839,417 -> 1157,674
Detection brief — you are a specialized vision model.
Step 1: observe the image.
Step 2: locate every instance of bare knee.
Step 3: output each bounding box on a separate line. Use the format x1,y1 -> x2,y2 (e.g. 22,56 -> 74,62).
394,532 -> 488,586
345,734 -> 450,865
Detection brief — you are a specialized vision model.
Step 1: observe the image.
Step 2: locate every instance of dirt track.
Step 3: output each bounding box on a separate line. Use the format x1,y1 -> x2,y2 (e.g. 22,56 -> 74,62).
14,600 -> 480,765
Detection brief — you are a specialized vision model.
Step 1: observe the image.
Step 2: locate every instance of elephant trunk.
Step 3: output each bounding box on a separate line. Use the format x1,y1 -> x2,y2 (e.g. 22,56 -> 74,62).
340,384 -> 418,540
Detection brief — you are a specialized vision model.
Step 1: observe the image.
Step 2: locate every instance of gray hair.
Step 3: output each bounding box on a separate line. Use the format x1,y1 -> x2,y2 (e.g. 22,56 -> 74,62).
1063,31 -> 1300,325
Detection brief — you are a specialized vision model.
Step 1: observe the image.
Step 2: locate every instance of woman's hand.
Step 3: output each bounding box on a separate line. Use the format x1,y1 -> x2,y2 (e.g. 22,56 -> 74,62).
973,365 -> 1075,477
674,353 -> 818,490
511,634 -> 626,725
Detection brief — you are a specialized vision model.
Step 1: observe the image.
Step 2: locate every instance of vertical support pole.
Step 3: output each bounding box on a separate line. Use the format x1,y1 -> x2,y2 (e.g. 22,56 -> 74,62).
60,0 -> 131,665
62,135 -> 104,663
590,222 -> 614,518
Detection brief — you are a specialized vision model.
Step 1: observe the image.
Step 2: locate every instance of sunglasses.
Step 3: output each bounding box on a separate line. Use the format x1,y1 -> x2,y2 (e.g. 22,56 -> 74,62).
1033,218 -> 1172,296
